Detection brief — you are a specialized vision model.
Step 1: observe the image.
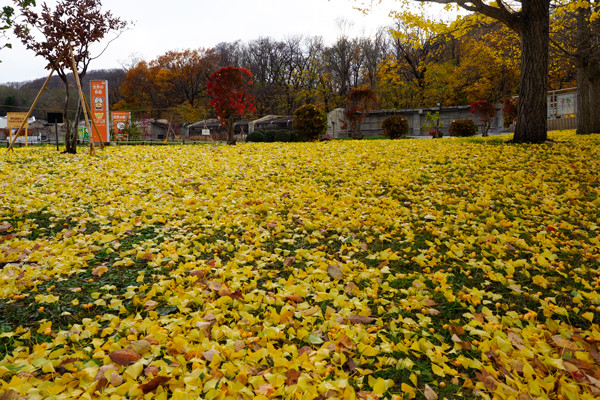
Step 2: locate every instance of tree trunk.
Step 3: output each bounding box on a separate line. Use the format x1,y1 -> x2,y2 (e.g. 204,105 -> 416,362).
512,0 -> 549,143
577,66 -> 592,135
590,71 -> 600,133
226,117 -> 236,145
591,1 -> 600,133
576,4 -> 593,135
63,85 -> 77,154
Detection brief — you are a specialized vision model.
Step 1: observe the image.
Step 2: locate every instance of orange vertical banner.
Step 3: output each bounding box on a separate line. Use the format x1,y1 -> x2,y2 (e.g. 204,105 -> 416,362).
90,80 -> 110,142
112,111 -> 131,140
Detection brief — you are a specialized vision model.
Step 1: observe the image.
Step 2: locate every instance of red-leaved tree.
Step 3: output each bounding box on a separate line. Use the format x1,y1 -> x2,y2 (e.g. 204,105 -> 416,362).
344,89 -> 377,140
470,100 -> 497,137
502,98 -> 518,128
206,66 -> 256,145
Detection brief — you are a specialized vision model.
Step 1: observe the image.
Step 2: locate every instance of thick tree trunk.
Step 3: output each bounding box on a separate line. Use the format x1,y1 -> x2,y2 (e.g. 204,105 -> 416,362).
512,0 -> 549,143
576,66 -> 592,135
592,2 -> 600,133
576,4 -> 593,135
590,72 -> 600,133
226,118 -> 236,145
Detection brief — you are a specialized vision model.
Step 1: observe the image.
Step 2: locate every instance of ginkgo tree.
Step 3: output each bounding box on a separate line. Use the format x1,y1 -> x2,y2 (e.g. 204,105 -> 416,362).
550,0 -> 600,135
377,0 -> 551,143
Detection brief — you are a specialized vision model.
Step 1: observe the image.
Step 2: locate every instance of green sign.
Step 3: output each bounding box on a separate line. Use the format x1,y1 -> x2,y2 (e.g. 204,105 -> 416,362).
78,127 -> 90,141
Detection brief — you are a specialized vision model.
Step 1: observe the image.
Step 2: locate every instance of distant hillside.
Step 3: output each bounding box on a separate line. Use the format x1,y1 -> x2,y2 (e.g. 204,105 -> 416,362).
0,69 -> 127,119
19,69 -> 126,94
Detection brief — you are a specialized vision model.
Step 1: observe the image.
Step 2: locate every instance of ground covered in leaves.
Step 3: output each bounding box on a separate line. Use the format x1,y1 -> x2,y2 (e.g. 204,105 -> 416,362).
0,131 -> 599,400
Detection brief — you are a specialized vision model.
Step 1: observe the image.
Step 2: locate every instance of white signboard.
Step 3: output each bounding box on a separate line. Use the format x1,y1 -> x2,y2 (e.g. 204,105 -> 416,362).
556,93 -> 576,116
202,129 -> 210,136
548,92 -> 576,118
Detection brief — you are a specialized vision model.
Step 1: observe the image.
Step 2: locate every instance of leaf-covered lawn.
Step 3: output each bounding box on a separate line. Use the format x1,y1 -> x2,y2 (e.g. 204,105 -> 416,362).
0,131 -> 599,400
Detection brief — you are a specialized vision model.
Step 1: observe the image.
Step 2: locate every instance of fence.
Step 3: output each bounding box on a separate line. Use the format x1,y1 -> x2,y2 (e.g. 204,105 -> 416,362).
547,117 -> 577,131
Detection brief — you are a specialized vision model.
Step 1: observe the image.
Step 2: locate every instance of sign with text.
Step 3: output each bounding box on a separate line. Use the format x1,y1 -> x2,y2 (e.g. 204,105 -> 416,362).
90,80 -> 110,142
7,112 -> 28,129
112,111 -> 131,141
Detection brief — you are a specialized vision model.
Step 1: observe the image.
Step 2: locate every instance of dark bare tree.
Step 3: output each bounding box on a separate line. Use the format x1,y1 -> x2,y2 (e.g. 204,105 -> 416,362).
13,0 -> 127,153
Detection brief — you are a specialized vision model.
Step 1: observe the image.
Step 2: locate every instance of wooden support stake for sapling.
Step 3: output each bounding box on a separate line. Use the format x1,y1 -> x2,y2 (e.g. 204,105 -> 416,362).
68,46 -> 96,155
7,69 -> 54,153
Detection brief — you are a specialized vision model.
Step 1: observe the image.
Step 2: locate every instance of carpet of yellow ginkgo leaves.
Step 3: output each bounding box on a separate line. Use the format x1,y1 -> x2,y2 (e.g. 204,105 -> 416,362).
0,131 -> 599,400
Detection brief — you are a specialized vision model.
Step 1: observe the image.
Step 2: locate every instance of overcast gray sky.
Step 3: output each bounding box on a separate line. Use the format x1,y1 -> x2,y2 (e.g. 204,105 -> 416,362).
0,0 -> 398,84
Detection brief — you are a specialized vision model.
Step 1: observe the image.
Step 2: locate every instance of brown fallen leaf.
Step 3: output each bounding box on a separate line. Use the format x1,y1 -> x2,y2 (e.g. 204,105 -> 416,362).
590,345 -> 600,362
206,280 -> 223,291
144,337 -> 159,345
448,324 -> 465,335
346,315 -> 375,324
424,384 -> 438,400
140,252 -> 157,261
284,256 -> 296,267
139,376 -> 171,394
285,369 -> 302,385
508,332 -> 526,350
301,306 -> 321,316
337,333 -> 354,350
255,383 -> 275,396
451,334 -> 462,344
189,269 -> 209,278
471,313 -> 485,323
0,390 -> 24,400
327,264 -> 344,280
345,282 -> 359,296
196,321 -> 212,337
218,284 -> 232,297
109,350 -> 142,366
551,335 -> 581,351
484,376 -> 498,391
94,364 -> 120,389
234,340 -> 245,352
144,300 -> 158,311
511,359 -> 525,373
204,313 -> 217,322
0,224 -> 12,233
343,356 -> 358,375
127,339 -> 152,355
285,295 -> 304,303
144,365 -> 160,377
357,392 -> 377,400
202,349 -> 220,362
